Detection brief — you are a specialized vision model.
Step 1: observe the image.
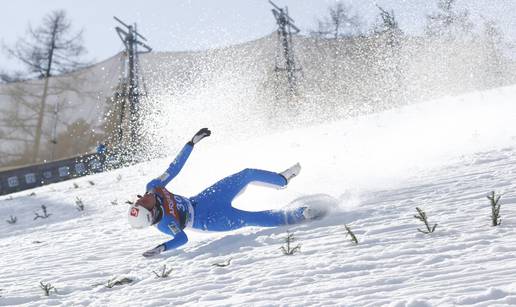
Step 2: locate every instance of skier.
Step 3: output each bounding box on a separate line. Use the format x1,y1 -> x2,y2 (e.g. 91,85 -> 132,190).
128,128 -> 323,257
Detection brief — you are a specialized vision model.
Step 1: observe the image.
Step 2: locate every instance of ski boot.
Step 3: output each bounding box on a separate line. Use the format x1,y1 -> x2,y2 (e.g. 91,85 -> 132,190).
279,163 -> 301,184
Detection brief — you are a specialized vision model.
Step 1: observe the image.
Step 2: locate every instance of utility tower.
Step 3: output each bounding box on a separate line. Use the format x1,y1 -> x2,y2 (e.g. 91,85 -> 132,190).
114,16 -> 151,158
269,0 -> 301,99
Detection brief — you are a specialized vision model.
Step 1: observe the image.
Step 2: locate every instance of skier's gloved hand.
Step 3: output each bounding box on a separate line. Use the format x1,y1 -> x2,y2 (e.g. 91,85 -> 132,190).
142,244 -> 165,258
189,128 -> 211,145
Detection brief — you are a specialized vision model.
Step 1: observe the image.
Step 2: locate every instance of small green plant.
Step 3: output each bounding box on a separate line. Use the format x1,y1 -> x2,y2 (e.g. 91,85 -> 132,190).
345,224 -> 359,245
34,205 -> 51,220
487,191 -> 502,226
280,231 -> 301,255
414,207 -> 437,234
6,215 -> 17,224
153,265 -> 174,278
212,258 -> 232,267
105,277 -> 133,288
75,197 -> 85,211
39,282 -> 56,296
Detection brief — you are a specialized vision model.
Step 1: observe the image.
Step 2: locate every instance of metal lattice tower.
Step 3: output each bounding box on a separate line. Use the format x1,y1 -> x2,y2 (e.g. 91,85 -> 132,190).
269,0 -> 301,98
114,16 -> 152,157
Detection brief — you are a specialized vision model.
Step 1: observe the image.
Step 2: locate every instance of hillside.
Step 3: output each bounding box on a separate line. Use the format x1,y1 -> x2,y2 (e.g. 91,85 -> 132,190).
1,85 -> 516,306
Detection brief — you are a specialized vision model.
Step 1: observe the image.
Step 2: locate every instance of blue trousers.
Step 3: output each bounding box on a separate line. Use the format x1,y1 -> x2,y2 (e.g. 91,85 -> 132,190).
189,169 -> 303,231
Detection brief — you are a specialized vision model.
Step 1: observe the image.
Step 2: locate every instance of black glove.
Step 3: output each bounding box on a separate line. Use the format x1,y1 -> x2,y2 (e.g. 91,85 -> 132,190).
142,244 -> 165,258
189,128 -> 211,145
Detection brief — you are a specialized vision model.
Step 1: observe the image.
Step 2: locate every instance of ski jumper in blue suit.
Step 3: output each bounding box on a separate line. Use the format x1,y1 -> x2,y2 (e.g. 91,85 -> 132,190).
146,142 -> 304,252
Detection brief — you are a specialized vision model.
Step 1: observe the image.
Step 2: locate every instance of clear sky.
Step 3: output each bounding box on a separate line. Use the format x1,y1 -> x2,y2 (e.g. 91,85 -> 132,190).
1,0 -> 515,72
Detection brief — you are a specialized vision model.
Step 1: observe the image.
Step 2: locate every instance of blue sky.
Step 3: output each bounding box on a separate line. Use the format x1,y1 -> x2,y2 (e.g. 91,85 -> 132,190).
1,0 -> 515,71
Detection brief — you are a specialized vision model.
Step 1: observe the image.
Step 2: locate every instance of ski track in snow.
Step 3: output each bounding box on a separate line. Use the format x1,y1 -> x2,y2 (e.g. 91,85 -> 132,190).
1,86 -> 516,306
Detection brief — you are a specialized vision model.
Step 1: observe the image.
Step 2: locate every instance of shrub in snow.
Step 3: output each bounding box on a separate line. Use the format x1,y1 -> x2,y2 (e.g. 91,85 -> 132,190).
33,205 -> 51,220
73,183 -> 80,189
88,180 -> 95,186
39,282 -> 56,296
487,191 -> 502,226
414,207 -> 437,234
6,215 -> 17,224
75,197 -> 85,211
153,265 -> 174,278
212,258 -> 232,267
281,231 -> 301,255
345,224 -> 359,245
110,200 -> 118,206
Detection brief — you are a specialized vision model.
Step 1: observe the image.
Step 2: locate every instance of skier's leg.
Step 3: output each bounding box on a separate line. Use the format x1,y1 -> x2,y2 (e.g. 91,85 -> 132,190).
229,207 -> 305,229
191,168 -> 287,205
194,207 -> 304,231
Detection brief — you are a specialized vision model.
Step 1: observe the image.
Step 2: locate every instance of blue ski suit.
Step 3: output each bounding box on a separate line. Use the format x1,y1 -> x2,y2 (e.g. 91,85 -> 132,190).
146,143 -> 304,251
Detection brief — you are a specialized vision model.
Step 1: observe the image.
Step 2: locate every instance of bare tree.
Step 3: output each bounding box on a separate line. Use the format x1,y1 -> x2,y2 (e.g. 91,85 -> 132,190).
312,2 -> 362,39
425,0 -> 474,41
2,10 -> 88,163
374,5 -> 403,46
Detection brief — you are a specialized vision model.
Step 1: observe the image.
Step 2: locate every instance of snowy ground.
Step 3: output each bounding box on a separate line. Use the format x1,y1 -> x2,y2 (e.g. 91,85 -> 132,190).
1,85 -> 516,306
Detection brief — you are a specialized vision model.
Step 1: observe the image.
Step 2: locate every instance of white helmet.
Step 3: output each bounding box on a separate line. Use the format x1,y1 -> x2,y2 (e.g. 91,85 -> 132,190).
128,205 -> 153,229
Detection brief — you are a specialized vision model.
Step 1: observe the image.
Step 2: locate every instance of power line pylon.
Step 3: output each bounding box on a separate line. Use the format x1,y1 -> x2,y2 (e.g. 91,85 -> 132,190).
113,16 -> 151,159
269,0 -> 302,99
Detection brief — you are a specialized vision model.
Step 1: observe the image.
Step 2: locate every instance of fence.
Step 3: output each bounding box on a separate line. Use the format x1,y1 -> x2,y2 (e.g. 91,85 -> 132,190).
0,153 -> 107,196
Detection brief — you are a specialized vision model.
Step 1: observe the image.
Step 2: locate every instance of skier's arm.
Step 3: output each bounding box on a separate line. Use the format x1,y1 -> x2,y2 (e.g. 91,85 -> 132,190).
142,231 -> 188,257
146,128 -> 211,192
146,143 -> 193,192
163,230 -> 188,250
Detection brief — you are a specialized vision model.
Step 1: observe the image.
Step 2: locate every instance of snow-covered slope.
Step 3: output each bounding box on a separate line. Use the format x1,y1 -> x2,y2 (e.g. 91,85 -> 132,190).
1,85 -> 516,306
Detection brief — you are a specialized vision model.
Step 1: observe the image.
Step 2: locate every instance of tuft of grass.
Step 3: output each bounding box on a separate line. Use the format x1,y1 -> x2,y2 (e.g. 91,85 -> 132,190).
212,258 -> 232,267
487,191 -> 502,226
414,207 -> 437,234
75,197 -> 85,211
345,224 -> 359,245
6,215 -> 17,224
153,265 -> 174,278
33,205 -> 51,220
39,282 -> 56,296
105,277 -> 133,288
280,231 -> 301,255
73,183 -> 80,189
88,181 -> 95,186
